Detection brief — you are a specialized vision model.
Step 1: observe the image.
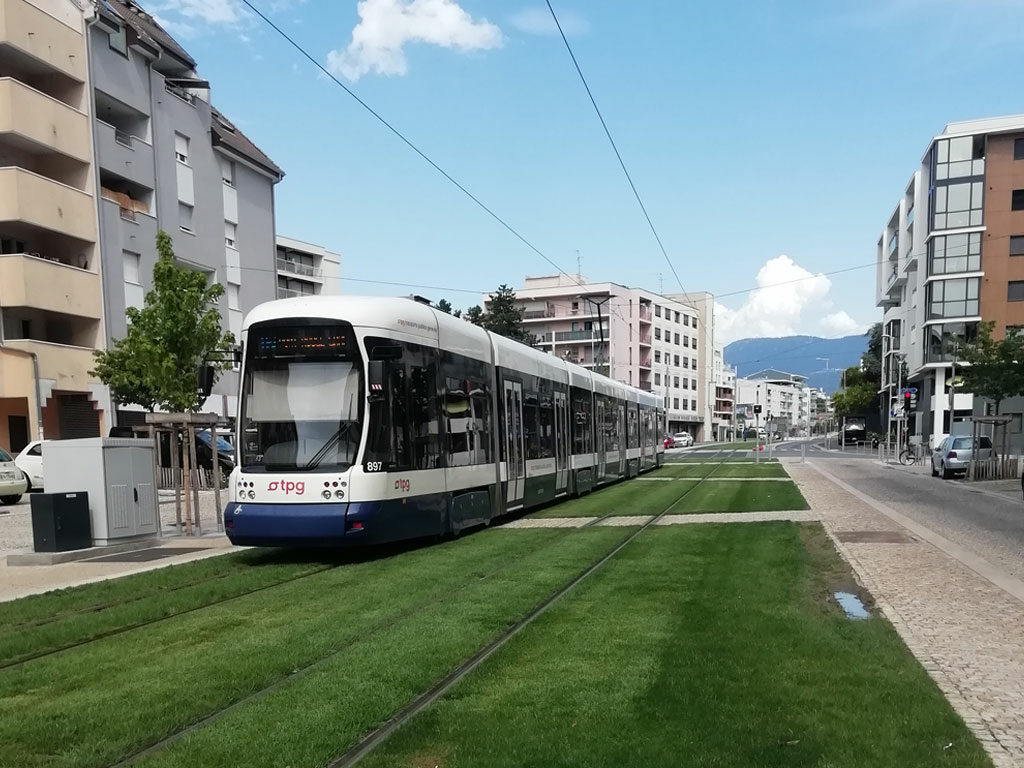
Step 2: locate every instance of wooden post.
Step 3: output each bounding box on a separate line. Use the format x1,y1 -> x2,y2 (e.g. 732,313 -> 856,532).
171,427 -> 183,533
151,424 -> 163,538
211,421 -> 223,532
180,426 -> 193,536
187,423 -> 202,536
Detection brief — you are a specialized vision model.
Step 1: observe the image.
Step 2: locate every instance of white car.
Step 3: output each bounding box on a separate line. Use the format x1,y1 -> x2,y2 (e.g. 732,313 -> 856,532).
672,432 -> 694,448
15,440 -> 45,492
1,446 -> 28,505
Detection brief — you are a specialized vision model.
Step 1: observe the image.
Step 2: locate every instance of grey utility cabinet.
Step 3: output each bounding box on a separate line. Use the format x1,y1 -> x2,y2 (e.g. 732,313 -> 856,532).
43,438 -> 158,545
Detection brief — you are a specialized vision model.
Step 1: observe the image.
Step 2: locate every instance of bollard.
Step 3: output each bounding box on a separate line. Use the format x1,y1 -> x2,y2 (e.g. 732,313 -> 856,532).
801,441 -> 806,463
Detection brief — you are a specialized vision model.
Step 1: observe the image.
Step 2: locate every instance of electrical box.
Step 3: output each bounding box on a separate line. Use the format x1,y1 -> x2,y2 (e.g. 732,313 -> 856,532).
43,439 -> 158,546
30,492 -> 91,552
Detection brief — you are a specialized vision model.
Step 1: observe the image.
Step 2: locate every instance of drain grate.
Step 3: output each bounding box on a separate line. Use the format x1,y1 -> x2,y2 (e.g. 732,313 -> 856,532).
86,547 -> 208,563
836,530 -> 916,544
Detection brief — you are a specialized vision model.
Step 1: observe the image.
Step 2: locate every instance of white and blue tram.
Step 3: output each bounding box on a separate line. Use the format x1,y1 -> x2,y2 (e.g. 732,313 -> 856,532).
224,296 -> 665,546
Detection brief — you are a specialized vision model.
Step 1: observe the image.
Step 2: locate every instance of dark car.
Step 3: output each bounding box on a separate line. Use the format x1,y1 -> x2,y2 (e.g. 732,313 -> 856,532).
195,430 -> 235,473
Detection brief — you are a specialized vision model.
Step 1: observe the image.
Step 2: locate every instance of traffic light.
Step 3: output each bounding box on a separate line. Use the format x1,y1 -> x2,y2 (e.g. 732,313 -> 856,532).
904,390 -> 913,411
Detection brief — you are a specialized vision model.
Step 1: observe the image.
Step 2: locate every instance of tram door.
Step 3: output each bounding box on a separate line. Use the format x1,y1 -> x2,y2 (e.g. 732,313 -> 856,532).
596,398 -> 607,481
554,390 -> 568,494
619,404 -> 627,476
504,380 -> 525,508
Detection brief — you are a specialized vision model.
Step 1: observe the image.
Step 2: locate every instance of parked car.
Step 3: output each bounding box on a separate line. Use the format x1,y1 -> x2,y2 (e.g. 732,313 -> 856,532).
671,432 -> 693,448
0,446 -> 28,505
15,440 -> 45,491
194,430 -> 235,473
931,435 -> 994,479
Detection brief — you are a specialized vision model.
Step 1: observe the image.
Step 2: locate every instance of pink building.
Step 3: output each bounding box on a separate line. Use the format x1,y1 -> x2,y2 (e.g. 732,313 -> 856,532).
497,275 -> 708,438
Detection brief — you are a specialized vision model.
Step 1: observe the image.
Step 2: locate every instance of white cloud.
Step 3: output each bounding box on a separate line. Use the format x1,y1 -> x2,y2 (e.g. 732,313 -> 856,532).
327,0 -> 502,81
820,310 -> 859,337
714,255 -> 860,344
509,6 -> 588,36
155,0 -> 244,26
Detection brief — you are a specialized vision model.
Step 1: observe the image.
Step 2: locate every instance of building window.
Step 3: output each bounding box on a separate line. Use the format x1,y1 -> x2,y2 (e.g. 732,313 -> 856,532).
681,378 -> 688,390
683,315 -> 689,327
109,25 -> 128,55
933,181 -> 983,229
927,277 -> 980,319
122,250 -> 140,283
1015,138 -> 1024,161
655,305 -> 662,317
674,311 -> 680,323
691,400 -> 697,411
220,157 -> 235,186
692,318 -> 698,331
673,376 -> 680,389
1010,236 -> 1024,256
673,398 -> 679,410
654,373 -> 661,385
673,354 -> 680,367
179,202 -> 194,233
933,135 -> 985,181
925,322 -> 978,362
654,327 -> 661,341
1010,281 -> 1024,302
929,232 -> 982,275
1013,190 -> 1024,211
691,378 -> 697,389
228,284 -> 240,311
654,350 -> 661,363
225,221 -> 237,248
174,133 -> 190,165
674,333 -> 680,345
683,357 -> 689,369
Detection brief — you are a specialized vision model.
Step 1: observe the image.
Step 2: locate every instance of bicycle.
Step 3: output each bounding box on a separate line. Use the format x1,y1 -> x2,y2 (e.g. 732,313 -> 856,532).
898,443 -> 924,466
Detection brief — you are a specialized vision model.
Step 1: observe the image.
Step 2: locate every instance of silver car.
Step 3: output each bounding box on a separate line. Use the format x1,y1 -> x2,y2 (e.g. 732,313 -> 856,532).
931,435 -> 994,479
0,446 -> 28,505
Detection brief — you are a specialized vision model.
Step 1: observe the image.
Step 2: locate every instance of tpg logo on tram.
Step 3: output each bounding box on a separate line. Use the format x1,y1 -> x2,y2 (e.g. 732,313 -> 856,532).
267,481 -> 305,496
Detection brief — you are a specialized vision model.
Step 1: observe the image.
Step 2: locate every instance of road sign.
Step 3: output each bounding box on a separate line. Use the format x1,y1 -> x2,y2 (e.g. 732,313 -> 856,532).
900,388 -> 918,395
753,405 -> 762,414
891,406 -> 905,418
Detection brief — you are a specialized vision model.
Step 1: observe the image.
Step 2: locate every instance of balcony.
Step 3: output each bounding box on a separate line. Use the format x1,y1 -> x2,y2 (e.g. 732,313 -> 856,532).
522,307 -> 556,320
0,253 -> 100,318
0,0 -> 88,84
95,119 -> 154,189
0,78 -> 90,162
639,333 -> 652,346
638,306 -> 652,323
554,329 -> 600,342
276,257 -> 323,282
2,338 -> 96,392
0,167 -> 95,241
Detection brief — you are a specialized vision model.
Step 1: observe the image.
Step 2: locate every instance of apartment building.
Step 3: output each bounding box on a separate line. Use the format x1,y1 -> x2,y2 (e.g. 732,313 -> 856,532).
88,0 -> 283,427
667,291 -> 716,440
276,235 -> 342,299
503,275 -> 708,438
876,115 -> 1024,448
711,347 -> 736,441
735,369 -> 809,436
0,0 -> 105,451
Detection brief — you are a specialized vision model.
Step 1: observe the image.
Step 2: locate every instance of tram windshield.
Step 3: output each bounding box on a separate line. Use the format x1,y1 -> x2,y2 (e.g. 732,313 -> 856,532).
240,322 -> 363,472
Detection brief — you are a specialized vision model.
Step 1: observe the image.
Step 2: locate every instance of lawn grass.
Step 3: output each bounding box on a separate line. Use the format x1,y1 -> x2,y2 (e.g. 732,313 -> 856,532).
530,476 -> 700,518
673,479 -> 808,513
358,523 -> 990,768
652,462 -> 789,478
0,549 -> 344,667
0,527 -> 629,768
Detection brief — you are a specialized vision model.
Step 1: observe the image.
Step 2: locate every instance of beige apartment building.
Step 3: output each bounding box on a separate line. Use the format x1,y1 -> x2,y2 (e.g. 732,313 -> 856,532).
0,0 -> 104,451
503,275 -> 710,438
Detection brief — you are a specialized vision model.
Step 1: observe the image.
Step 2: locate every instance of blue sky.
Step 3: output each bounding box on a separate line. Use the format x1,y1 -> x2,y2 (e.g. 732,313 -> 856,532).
154,0 -> 1024,341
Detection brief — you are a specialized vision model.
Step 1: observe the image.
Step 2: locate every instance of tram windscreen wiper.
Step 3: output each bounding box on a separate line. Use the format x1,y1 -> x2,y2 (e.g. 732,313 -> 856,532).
301,422 -> 354,471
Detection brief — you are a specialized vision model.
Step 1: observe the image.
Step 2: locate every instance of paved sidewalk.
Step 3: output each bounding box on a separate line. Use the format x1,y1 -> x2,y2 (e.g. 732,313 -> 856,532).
789,461 -> 1024,767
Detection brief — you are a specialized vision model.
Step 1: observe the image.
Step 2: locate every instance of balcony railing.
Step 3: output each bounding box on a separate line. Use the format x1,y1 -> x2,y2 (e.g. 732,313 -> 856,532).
277,287 -> 312,299
276,257 -> 323,279
639,334 -> 652,345
554,329 -> 599,342
638,306 -> 652,322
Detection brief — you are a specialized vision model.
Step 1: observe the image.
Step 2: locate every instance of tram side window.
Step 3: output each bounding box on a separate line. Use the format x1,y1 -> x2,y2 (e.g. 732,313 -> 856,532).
628,406 -> 638,448
441,352 -> 492,467
387,365 -> 409,469
523,392 -> 540,459
408,363 -> 440,470
538,394 -> 555,459
571,387 -> 592,454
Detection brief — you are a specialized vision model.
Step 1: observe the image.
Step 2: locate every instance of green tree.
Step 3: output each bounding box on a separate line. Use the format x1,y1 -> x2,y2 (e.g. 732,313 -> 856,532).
481,284 -> 535,345
92,231 -> 235,413
831,383 -> 876,416
464,305 -> 484,326
860,322 -> 883,382
435,298 -> 453,314
958,322 -> 1024,415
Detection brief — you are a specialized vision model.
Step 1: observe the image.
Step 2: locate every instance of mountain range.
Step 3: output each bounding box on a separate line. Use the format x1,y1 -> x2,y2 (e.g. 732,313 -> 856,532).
724,334 -> 870,394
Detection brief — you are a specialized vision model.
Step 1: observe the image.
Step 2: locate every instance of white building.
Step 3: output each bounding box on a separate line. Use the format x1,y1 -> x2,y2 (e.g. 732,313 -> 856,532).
502,275 -> 709,438
735,369 -> 809,436
711,347 -> 736,441
276,235 -> 341,298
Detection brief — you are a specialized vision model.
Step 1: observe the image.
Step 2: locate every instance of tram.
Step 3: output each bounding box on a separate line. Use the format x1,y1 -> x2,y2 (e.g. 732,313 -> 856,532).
224,296 -> 665,546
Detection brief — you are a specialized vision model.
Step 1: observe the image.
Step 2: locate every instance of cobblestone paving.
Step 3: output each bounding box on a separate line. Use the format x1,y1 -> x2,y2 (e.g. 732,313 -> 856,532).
789,461 -> 1024,767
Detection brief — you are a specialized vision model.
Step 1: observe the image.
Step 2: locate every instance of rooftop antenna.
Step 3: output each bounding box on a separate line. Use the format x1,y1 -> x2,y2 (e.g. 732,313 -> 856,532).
658,272 -> 664,295
576,249 -> 581,281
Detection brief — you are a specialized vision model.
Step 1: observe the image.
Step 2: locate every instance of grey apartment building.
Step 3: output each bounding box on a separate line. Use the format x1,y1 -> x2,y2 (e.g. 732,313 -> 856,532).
89,0 -> 283,426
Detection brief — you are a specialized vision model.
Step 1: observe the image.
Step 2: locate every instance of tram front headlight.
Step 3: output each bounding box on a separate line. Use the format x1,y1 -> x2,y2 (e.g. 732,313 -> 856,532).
322,490 -> 332,500
335,490 -> 345,499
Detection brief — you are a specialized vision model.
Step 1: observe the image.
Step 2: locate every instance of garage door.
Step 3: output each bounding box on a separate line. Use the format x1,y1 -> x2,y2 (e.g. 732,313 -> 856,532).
58,394 -> 101,439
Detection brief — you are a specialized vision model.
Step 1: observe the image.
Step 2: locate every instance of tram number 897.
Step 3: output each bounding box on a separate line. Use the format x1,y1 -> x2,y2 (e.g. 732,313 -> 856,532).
365,462 -> 385,473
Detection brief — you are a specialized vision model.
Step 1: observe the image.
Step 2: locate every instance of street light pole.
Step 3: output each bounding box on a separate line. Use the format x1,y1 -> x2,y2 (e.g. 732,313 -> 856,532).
581,293 -> 614,378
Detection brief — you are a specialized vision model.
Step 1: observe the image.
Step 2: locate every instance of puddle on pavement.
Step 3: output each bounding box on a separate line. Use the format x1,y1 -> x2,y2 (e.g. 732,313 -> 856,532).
834,591 -> 870,620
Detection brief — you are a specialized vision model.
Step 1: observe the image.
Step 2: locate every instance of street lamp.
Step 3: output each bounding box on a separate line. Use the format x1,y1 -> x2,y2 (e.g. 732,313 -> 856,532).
579,292 -> 615,378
